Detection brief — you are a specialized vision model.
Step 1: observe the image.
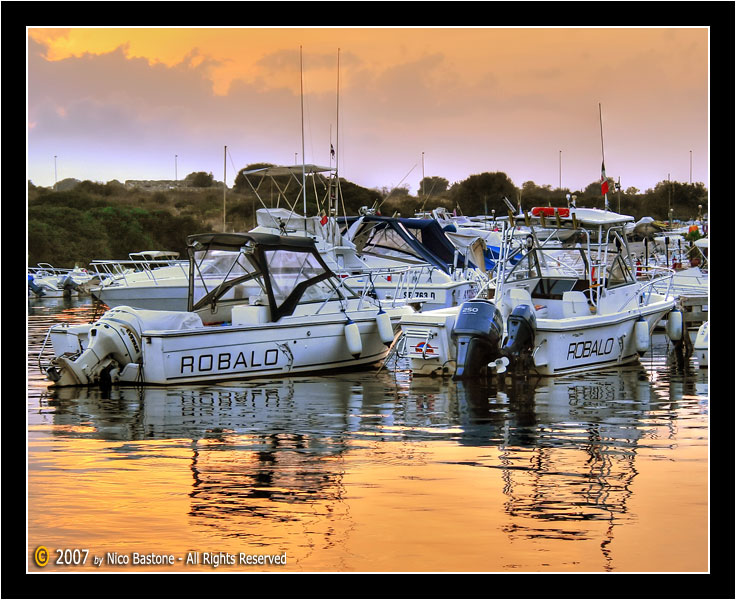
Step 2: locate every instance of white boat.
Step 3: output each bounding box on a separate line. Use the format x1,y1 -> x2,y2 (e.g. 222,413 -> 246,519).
252,206 -> 483,312
337,212 -> 486,309
692,321 -> 708,368
28,264 -> 98,298
397,207 -> 679,378
236,163 -> 484,311
647,237 -> 708,336
40,232 -> 414,387
87,255 -> 191,311
86,250 -> 191,310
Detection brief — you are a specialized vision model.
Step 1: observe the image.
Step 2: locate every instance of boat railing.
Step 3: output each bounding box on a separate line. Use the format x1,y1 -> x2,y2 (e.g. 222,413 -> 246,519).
611,266 -> 675,312
30,264 -> 76,279
319,264 -> 414,312
88,258 -> 189,287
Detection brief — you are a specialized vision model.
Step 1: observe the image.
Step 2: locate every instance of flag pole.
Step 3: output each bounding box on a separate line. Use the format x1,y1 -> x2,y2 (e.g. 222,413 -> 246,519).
599,103 -> 609,211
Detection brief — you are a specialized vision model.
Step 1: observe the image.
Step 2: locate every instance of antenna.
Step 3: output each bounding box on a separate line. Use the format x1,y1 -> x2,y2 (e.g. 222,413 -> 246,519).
599,103 -> 609,211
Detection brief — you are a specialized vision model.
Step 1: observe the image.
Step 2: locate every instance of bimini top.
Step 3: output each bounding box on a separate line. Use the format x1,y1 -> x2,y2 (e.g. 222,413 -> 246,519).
187,231 -> 320,252
338,215 -> 474,272
186,231 -> 336,320
239,164 -> 334,178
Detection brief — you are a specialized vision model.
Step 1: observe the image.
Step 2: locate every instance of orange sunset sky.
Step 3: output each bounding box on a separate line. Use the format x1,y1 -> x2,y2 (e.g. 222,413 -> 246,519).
27,26 -> 709,198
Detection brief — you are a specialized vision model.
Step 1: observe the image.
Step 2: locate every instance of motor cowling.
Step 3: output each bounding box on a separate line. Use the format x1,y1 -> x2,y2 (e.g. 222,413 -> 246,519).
502,303 -> 537,361
47,306 -> 145,386
451,299 -> 504,379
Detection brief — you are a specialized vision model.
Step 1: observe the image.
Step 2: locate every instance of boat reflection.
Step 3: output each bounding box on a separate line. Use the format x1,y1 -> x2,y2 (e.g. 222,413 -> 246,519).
39,366 -> 692,569
438,368 -> 668,572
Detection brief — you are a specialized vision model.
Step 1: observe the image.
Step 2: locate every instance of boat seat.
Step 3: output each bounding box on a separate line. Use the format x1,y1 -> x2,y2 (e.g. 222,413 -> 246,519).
232,304 -> 271,325
561,291 -> 590,317
504,287 -> 533,311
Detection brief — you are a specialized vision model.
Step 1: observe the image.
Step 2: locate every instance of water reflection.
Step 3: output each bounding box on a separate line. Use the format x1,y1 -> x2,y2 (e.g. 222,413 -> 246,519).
38,365 -> 700,561
29,299 -> 708,572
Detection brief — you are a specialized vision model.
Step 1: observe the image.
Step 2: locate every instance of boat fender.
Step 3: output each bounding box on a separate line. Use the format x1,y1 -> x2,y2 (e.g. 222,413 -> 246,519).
344,318 -> 362,358
634,317 -> 650,355
376,309 -> 394,346
665,309 -> 683,342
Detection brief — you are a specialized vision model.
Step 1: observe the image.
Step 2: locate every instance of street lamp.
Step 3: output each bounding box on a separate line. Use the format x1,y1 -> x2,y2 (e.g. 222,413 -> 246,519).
615,177 -> 621,213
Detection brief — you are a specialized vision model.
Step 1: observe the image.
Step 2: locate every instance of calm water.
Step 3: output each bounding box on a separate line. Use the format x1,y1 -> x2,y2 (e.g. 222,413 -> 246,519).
26,297 -> 709,573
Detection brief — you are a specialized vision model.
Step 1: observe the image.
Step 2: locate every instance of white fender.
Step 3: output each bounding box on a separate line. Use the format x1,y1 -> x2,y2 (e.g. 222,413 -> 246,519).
665,309 -> 683,342
635,318 -> 650,355
344,319 -> 362,357
376,309 -> 394,345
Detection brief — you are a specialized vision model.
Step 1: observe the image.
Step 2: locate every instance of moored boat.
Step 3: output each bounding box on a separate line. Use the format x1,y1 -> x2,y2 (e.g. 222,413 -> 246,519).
398,207 -> 679,378
40,232 -> 414,386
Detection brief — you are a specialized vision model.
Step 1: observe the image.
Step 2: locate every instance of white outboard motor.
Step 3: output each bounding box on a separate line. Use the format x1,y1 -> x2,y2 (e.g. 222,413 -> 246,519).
46,307 -> 146,387
501,304 -> 537,370
451,299 -> 504,379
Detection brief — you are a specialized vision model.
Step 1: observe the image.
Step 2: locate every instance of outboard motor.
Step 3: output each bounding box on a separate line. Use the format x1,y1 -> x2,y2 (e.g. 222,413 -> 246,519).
60,274 -> 82,296
501,304 -> 537,371
28,274 -> 46,297
46,306 -> 145,387
451,299 -> 504,379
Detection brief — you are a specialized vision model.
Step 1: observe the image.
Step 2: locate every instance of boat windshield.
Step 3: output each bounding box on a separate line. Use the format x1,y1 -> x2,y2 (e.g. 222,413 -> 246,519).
506,248 -> 589,282
264,249 -> 337,304
354,223 -> 426,264
190,240 -> 352,318
505,247 -> 634,289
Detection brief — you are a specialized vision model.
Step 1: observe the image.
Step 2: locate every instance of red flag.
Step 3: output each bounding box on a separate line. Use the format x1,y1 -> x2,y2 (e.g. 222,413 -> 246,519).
601,162 -> 609,196
320,211 -> 328,226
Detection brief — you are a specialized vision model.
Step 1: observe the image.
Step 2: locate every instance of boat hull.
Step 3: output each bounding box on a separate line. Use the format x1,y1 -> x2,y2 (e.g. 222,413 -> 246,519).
400,299 -> 675,377
47,305 -> 412,386
528,306 -> 670,375
91,283 -> 189,311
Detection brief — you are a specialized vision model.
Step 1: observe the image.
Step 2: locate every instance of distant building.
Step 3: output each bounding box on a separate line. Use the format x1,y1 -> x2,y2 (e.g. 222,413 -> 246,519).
124,179 -> 225,191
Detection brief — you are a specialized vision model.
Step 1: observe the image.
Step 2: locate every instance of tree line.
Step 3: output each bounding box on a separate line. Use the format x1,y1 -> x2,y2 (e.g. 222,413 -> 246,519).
28,166 -> 707,268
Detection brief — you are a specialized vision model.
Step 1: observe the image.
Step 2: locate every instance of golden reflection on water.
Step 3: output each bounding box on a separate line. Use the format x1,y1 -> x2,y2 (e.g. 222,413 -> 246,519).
28,382 -> 708,573
28,431 -> 707,572
27,299 -> 708,573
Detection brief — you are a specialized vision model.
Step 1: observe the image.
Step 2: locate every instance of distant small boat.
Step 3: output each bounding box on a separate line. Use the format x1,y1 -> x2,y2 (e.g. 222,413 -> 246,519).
41,232 -> 415,387
28,264 -> 97,298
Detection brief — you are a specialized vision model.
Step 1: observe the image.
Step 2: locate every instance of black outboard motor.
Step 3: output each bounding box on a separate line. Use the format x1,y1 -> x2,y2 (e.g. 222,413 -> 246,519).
502,304 -> 537,371
451,299 -> 504,379
60,274 -> 82,296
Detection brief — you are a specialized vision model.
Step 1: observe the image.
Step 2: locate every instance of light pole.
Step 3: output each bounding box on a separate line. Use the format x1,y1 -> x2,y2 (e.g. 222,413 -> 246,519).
54,155 -> 58,190
615,177 -> 621,213
559,150 -> 561,189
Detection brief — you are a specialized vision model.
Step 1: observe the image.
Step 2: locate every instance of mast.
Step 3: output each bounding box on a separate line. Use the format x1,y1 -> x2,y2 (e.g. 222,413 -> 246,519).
223,145 -> 227,232
300,46 -> 307,232
332,48 -> 341,245
599,103 -> 609,211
